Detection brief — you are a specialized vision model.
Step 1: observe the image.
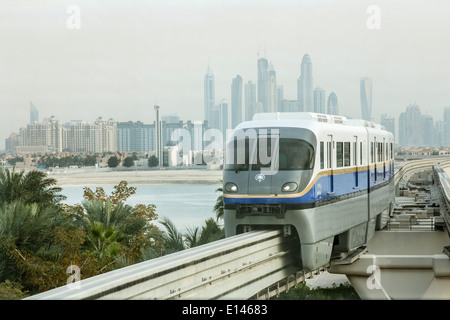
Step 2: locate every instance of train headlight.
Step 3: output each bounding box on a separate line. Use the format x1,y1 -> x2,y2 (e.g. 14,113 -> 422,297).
282,182 -> 298,192
225,182 -> 238,193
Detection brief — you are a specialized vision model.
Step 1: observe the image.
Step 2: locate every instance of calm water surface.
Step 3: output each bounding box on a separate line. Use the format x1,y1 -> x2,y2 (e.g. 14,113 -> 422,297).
61,184 -> 222,231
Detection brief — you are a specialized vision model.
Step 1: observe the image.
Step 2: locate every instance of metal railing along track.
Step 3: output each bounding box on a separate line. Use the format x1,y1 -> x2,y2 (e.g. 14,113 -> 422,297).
26,229 -> 298,300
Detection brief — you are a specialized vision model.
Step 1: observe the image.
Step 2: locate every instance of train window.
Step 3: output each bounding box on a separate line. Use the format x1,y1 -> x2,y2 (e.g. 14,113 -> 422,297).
377,142 -> 382,162
385,143 -> 388,161
224,137 -> 253,171
336,142 -> 343,167
277,138 -> 314,170
327,142 -> 332,169
360,142 -> 363,165
370,142 -> 374,163
320,142 -> 324,169
344,142 -> 350,166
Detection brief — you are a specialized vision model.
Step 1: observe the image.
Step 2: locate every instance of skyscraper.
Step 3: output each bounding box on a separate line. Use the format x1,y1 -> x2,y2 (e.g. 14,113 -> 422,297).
30,100 -> 39,124
231,75 -> 243,128
244,81 -> 257,121
154,105 -> 163,166
204,66 -> 215,127
398,103 -> 422,147
327,92 -> 339,115
220,99 -> 229,135
297,54 -> 313,112
313,87 -> 325,113
443,107 -> 450,146
380,114 -> 395,143
267,66 -> 277,112
360,77 -> 372,121
257,56 -> 269,112
421,114 -> 435,147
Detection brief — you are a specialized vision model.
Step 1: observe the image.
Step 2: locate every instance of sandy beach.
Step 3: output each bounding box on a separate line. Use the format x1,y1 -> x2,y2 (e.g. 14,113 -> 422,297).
49,169 -> 223,187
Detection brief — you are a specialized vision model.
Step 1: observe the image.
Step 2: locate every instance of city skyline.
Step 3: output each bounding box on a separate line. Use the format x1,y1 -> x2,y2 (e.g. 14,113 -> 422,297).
2,1 -> 450,150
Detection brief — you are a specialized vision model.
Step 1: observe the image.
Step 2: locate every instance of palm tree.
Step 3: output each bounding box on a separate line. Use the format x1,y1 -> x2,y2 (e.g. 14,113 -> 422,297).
198,218 -> 224,245
158,216 -> 186,253
184,225 -> 200,248
78,199 -> 149,260
213,186 -> 223,221
0,201 -> 69,283
0,168 -> 66,206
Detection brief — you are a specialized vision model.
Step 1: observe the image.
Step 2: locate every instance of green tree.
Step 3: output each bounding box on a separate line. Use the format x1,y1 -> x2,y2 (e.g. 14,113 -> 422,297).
0,201 -> 70,288
213,186 -> 223,221
155,216 -> 224,255
0,280 -> 28,300
0,168 -> 66,206
198,218 -> 224,244
79,200 -> 147,260
107,156 -> 119,168
123,157 -> 135,168
158,216 -> 186,254
75,181 -> 159,262
148,155 -> 159,167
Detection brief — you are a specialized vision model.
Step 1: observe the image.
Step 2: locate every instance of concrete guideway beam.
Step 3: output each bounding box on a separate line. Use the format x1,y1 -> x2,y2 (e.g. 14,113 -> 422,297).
329,231 -> 450,300
330,253 -> 450,299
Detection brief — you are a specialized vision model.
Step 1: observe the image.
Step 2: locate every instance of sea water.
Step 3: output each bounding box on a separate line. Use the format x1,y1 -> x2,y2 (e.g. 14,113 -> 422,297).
61,184 -> 222,232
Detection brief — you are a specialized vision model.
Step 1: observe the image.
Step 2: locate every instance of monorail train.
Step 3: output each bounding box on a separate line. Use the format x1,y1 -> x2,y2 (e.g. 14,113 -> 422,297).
223,112 -> 395,271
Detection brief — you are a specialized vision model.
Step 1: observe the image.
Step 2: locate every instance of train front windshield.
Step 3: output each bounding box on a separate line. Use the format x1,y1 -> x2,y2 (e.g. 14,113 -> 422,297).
225,135 -> 314,172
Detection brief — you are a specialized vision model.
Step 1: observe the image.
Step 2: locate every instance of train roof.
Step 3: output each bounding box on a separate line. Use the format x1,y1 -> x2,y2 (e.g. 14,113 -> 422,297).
249,112 -> 387,131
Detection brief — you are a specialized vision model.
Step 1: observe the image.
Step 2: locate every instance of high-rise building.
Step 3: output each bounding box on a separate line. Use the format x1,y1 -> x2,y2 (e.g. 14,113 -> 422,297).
267,65 -> 277,112
154,105 -> 163,166
30,101 -> 39,124
435,120 -> 443,147
257,56 -> 269,112
5,133 -> 20,154
204,66 -> 215,126
117,121 -> 154,153
398,103 -> 422,147
313,87 -> 326,113
231,75 -> 243,128
380,114 -> 395,143
360,77 -> 372,121
421,114 -> 435,147
210,99 -> 229,136
219,99 -> 229,135
162,115 -> 180,124
19,116 -> 62,153
277,86 -> 284,112
297,54 -> 313,112
61,118 -> 116,153
280,100 -> 297,112
327,92 -> 339,115
245,81 -> 257,121
443,108 -> 450,146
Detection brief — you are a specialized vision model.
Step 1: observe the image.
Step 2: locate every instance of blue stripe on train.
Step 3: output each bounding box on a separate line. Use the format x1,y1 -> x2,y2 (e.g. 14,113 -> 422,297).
223,165 -> 394,205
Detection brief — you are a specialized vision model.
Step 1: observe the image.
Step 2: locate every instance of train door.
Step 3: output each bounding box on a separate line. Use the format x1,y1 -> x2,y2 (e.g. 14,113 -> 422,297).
372,137 -> 377,184
247,131 -> 279,194
327,135 -> 334,194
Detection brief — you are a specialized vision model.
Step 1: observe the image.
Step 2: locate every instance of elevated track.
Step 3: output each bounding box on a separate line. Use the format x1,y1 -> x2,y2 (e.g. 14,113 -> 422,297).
27,229 -> 303,300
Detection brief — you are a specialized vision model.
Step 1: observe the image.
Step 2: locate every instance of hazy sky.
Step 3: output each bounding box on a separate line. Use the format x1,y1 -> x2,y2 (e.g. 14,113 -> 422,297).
1,0 -> 450,150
